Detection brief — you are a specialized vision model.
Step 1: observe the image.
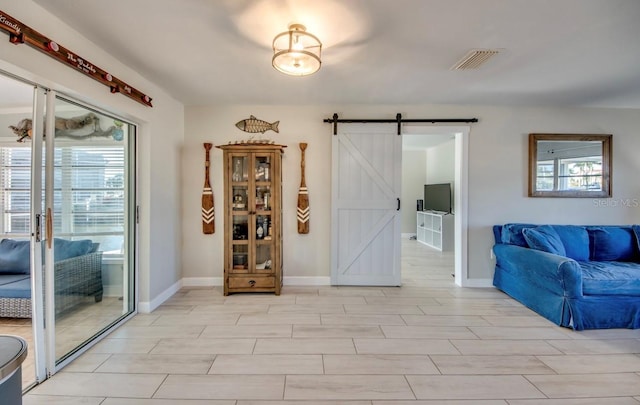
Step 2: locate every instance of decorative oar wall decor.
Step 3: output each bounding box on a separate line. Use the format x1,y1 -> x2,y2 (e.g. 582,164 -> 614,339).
202,143 -> 215,234
297,142 -> 310,234
0,9 -> 152,107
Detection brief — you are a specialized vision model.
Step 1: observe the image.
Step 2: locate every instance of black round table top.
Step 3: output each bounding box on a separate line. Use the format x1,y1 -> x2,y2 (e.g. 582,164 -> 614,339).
0,335 -> 28,381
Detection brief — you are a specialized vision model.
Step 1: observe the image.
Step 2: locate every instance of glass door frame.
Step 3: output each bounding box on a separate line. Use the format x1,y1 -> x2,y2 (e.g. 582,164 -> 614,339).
29,86 -> 47,382
29,88 -> 139,381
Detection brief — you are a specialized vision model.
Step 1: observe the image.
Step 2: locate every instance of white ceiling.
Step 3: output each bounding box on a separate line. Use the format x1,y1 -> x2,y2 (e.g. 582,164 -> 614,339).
12,0 -> 640,108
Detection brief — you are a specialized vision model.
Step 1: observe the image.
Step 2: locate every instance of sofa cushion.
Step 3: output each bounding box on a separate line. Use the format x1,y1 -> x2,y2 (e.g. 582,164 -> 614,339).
54,238 -> 94,261
0,275 -> 31,298
579,261 -> 640,296
634,225 -> 640,253
523,225 -> 566,256
0,239 -> 31,275
501,223 -> 536,247
552,225 -> 590,261
589,227 -> 638,262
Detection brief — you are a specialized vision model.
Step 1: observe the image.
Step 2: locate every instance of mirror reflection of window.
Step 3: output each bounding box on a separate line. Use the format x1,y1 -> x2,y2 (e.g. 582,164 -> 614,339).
529,134 -> 611,198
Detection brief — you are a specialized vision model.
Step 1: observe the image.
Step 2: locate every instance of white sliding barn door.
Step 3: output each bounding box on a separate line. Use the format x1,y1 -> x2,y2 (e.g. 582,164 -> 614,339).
331,123 -> 402,286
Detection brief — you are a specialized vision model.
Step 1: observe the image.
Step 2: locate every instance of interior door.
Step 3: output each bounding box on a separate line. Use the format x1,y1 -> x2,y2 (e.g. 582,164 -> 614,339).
331,123 -> 402,286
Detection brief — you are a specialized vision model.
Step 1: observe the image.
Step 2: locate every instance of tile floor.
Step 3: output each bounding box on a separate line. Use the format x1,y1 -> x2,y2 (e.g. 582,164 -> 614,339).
20,240 -> 640,404
0,296 -> 124,389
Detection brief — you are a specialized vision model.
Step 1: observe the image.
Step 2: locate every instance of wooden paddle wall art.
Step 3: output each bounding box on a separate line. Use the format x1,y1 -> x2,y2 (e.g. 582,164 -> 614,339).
0,9 -> 152,107
202,143 -> 215,234
297,143 -> 310,234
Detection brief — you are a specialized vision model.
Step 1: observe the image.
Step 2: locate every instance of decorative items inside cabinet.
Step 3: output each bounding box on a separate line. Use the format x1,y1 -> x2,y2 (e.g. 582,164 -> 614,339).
217,143 -> 285,295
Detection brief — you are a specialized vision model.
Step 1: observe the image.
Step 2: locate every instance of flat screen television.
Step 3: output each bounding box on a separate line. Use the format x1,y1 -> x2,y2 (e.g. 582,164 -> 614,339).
424,183 -> 452,213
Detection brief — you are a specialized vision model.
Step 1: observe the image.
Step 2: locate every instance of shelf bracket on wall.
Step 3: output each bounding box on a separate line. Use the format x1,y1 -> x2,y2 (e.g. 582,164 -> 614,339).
324,113 -> 478,135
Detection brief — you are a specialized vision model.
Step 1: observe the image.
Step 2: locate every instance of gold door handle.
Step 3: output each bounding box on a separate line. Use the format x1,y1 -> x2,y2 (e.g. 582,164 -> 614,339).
46,208 -> 52,249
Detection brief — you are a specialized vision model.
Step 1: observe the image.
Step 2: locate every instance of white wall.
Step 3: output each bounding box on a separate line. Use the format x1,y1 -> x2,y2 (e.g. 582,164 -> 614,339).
401,150 -> 427,234
0,1 -> 185,309
426,139 -> 455,184
183,104 -> 640,283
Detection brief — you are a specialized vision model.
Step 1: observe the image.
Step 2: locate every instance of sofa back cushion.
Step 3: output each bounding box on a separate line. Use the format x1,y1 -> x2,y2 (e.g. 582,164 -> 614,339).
54,238 -> 94,261
522,225 -> 567,256
552,225 -> 590,261
0,239 -> 31,275
588,226 -> 638,262
500,223 -> 536,247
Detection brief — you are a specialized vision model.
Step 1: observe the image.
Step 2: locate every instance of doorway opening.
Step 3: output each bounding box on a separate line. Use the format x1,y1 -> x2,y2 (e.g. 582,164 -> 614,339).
401,125 -> 469,287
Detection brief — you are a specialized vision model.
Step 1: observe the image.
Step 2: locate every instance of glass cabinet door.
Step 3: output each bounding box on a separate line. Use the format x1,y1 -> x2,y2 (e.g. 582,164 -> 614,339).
230,154 -> 249,274
254,154 -> 273,274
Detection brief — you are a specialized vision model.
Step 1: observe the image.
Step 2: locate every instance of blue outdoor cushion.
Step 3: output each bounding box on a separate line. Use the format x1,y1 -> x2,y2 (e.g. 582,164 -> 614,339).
0,239 -> 31,275
580,261 -> 640,296
553,225 -> 590,261
0,275 -> 31,298
589,227 -> 637,262
54,238 -> 94,261
523,225 -> 567,256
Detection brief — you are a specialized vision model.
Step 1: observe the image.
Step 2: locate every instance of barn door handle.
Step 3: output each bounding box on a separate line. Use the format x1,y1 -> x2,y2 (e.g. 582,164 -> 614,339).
397,198 -> 401,211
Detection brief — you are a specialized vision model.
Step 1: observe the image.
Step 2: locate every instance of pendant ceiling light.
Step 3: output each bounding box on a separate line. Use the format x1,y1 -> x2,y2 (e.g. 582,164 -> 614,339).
272,23 -> 322,76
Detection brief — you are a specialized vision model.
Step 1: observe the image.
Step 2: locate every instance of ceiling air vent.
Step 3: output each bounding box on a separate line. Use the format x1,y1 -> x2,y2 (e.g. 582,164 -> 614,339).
451,49 -> 500,70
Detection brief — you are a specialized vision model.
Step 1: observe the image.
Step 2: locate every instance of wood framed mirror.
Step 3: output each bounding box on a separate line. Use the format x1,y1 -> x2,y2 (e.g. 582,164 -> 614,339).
528,133 -> 612,198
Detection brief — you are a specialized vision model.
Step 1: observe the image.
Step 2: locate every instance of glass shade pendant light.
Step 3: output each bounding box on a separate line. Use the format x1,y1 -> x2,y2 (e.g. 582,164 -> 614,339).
272,23 -> 322,76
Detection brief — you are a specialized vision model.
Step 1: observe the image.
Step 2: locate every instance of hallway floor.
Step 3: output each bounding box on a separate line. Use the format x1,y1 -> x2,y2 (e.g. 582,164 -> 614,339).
22,240 -> 640,403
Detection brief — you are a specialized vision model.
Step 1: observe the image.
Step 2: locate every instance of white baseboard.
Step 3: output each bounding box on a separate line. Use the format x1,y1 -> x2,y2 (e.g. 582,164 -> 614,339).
138,279 -> 183,313
181,276 -> 331,287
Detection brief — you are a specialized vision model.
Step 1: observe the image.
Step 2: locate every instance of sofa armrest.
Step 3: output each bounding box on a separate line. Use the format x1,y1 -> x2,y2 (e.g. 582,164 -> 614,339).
493,243 -> 583,298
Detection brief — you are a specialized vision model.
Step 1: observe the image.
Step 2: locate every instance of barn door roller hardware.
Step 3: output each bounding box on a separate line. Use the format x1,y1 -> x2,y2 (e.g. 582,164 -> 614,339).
323,113 -> 478,135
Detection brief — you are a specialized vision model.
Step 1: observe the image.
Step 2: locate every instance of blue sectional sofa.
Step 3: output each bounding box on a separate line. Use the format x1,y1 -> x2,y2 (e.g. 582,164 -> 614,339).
0,238 -> 103,318
492,223 -> 640,330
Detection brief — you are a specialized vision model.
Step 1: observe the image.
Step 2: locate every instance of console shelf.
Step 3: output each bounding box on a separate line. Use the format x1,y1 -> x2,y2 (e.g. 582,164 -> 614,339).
416,211 -> 454,251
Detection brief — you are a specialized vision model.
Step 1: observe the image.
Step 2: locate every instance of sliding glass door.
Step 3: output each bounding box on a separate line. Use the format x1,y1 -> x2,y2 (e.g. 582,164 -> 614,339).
41,94 -> 136,366
1,70 -> 137,386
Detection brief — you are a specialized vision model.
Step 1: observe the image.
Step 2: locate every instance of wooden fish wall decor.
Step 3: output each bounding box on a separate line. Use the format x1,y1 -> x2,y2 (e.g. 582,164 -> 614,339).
235,115 -> 279,134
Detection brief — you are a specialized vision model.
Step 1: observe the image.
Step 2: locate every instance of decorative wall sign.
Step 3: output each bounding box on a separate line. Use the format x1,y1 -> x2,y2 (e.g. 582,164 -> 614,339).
0,9 -> 152,107
202,143 -> 215,234
297,142 -> 310,234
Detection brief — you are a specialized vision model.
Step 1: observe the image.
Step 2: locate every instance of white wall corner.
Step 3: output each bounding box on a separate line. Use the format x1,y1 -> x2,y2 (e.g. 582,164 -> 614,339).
138,279 -> 183,313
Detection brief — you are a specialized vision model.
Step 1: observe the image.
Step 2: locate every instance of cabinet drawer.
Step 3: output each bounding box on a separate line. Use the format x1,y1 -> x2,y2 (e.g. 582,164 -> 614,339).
228,276 -> 275,289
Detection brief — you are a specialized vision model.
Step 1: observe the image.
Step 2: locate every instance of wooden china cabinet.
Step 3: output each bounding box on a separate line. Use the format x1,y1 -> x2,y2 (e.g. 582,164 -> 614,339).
217,143 -> 285,295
